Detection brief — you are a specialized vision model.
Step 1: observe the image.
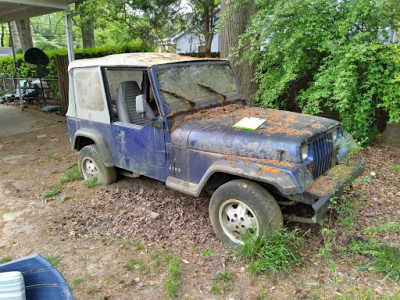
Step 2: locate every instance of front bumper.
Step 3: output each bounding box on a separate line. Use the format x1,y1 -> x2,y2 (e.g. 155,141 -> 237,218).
284,162 -> 365,224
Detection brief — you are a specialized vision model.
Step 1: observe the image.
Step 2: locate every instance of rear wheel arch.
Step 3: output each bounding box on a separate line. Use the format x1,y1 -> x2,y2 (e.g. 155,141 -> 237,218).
72,130 -> 115,167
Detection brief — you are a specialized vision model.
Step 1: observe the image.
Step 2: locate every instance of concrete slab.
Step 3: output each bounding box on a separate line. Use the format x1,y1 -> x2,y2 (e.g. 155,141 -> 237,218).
0,105 -> 38,137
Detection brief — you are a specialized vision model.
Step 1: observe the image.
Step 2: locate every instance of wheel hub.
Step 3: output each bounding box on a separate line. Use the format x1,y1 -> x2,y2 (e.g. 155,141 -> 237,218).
219,199 -> 259,244
82,157 -> 98,179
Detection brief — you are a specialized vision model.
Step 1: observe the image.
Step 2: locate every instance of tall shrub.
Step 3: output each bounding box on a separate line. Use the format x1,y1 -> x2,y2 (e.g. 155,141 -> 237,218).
238,0 -> 400,145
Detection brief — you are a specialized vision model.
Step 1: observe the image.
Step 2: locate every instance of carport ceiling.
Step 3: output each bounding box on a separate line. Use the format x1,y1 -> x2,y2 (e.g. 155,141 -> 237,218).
0,0 -> 76,23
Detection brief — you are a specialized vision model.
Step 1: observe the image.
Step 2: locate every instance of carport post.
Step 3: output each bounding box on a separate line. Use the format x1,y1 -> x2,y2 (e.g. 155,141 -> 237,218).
7,21 -> 24,111
64,11 -> 74,63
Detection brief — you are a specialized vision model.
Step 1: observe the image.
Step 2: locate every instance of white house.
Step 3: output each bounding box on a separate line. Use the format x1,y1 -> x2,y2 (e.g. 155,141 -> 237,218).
172,31 -> 220,53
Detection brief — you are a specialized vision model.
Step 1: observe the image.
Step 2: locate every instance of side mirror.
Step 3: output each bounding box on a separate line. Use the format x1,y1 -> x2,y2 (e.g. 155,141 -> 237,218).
136,94 -> 145,114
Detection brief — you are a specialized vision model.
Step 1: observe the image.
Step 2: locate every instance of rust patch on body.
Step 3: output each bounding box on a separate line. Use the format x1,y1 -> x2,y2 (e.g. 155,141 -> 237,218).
169,104 -> 322,137
306,165 -> 352,196
224,154 -> 295,168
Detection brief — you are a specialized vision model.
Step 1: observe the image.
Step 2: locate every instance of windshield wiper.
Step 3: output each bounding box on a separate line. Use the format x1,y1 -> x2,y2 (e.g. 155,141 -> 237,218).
197,82 -> 228,102
160,88 -> 196,107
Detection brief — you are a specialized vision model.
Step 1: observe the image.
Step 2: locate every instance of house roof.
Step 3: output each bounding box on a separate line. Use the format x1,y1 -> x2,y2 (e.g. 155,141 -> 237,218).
68,52 -> 221,70
0,47 -> 12,57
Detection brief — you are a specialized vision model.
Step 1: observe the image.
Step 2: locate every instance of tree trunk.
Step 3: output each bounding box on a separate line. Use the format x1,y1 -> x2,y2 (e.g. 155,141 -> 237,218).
11,21 -> 20,51
76,0 -> 95,48
81,22 -> 94,48
220,1 -> 258,106
0,24 -> 5,47
16,18 -> 33,53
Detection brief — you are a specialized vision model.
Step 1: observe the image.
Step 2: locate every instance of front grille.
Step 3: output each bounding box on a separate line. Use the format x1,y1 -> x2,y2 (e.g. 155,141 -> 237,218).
311,132 -> 334,179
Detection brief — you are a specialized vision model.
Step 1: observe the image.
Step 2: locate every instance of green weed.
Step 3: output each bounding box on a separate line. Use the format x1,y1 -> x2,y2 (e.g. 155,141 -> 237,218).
0,256 -> 12,264
43,183 -> 61,198
165,256 -> 181,298
45,255 -> 59,267
40,154 -> 59,164
150,249 -> 162,270
332,193 -> 363,230
317,227 -> 336,259
83,178 -> 99,188
133,241 -> 145,250
361,218 -> 400,235
387,165 -> 400,173
58,195 -> 71,204
124,257 -> 138,271
349,239 -> 400,282
60,164 -> 81,184
202,249 -> 212,257
236,227 -> 305,275
86,286 -> 95,294
211,269 -> 233,294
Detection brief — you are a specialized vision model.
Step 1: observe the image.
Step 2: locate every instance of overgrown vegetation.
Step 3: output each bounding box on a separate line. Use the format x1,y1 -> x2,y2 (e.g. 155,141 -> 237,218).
83,178 -> 99,188
349,239 -> 400,283
236,227 -> 305,275
211,269 -> 233,294
0,256 -> 12,264
43,163 -> 82,199
164,254 -> 181,298
237,0 -> 400,145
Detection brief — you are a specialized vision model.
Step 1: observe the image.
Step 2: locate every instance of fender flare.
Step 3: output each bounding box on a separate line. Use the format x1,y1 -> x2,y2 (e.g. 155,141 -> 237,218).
72,129 -> 115,167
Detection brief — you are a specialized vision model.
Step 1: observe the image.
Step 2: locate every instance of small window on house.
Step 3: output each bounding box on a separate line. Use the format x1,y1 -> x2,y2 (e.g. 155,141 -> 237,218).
74,68 -> 105,111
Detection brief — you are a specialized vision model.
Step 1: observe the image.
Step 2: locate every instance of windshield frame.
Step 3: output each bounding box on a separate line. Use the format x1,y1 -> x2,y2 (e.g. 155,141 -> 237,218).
150,60 -> 243,117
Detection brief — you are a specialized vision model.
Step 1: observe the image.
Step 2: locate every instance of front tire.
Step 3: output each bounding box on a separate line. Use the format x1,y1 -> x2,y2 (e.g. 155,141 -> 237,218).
209,179 -> 283,248
78,145 -> 117,185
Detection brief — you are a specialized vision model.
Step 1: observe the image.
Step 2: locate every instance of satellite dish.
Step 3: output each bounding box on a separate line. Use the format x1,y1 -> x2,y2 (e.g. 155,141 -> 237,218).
24,48 -> 49,65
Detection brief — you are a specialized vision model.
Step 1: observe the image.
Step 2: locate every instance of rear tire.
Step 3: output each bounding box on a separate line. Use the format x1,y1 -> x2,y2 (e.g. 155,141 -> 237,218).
209,179 -> 283,248
78,145 -> 117,185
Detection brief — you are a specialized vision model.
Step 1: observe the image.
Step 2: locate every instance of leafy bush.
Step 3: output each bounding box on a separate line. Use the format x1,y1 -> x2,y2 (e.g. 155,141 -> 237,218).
0,40 -> 152,80
238,0 -> 400,145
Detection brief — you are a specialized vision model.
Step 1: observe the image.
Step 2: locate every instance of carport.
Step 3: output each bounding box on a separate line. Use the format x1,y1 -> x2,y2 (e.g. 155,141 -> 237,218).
0,0 -> 76,110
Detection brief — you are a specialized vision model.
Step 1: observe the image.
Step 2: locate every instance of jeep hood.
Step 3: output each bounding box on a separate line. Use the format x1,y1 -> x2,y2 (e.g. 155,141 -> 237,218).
170,105 -> 339,163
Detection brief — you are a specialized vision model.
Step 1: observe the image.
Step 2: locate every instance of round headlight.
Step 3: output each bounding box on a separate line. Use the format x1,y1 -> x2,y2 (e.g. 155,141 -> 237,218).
301,144 -> 309,161
332,130 -> 338,141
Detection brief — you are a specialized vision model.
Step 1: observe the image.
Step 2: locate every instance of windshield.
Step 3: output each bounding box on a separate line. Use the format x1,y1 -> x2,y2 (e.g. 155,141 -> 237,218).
155,62 -> 240,113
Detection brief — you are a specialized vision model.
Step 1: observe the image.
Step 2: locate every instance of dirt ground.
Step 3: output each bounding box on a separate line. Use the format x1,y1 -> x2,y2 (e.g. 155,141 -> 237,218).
0,104 -> 399,299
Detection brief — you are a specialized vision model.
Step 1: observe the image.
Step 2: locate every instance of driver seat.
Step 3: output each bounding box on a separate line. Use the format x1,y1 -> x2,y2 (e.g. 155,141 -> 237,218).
116,81 -> 150,126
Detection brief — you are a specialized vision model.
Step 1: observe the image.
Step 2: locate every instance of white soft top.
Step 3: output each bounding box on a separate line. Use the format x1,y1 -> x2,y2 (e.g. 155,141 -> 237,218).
68,52 -> 221,70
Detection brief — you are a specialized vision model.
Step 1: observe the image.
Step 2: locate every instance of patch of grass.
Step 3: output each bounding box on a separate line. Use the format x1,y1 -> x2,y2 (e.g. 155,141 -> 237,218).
139,263 -> 151,276
165,256 -> 181,298
332,193 -> 363,230
361,218 -> 400,235
45,255 -> 59,267
71,277 -> 84,287
387,165 -> 400,173
0,256 -> 12,264
202,249 -> 212,257
133,241 -> 145,250
211,269 -> 233,294
40,154 -> 59,164
150,249 -> 162,270
349,239 -> 400,282
60,164 -> 81,184
43,183 -> 61,198
58,195 -> 71,204
308,285 -> 322,300
124,257 -> 138,272
316,227 -> 336,259
83,178 -> 99,188
236,227 -> 305,275
86,286 -> 95,294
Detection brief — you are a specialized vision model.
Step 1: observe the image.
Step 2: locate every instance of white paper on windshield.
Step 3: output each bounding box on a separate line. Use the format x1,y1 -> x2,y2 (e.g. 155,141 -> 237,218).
232,117 -> 266,131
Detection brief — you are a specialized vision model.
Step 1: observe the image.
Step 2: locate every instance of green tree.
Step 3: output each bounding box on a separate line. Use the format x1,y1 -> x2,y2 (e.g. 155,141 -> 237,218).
187,0 -> 220,56
239,0 -> 400,144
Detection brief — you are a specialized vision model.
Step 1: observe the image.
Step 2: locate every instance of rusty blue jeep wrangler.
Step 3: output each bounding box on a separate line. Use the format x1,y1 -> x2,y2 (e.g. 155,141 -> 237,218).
66,53 -> 363,247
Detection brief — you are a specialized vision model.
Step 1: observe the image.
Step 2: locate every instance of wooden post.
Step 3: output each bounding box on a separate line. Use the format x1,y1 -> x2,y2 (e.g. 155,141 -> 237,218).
8,21 -> 23,111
